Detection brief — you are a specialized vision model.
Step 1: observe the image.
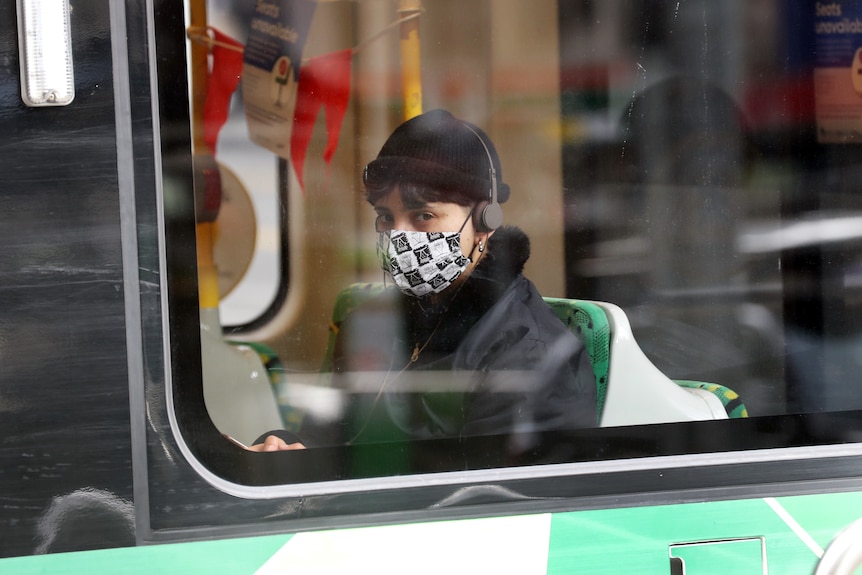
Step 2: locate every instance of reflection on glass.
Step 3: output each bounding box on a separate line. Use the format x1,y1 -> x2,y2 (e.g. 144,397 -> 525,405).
176,1 -> 862,483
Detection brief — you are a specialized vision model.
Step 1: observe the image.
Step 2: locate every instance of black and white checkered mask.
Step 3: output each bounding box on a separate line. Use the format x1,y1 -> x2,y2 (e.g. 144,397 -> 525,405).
377,230 -> 471,298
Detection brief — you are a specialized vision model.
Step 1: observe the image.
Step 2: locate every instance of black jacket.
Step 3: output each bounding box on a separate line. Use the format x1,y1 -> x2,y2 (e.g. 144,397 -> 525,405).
330,226 -> 596,449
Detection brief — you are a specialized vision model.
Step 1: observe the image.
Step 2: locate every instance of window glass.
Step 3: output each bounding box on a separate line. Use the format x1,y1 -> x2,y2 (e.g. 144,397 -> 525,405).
169,0 -> 862,490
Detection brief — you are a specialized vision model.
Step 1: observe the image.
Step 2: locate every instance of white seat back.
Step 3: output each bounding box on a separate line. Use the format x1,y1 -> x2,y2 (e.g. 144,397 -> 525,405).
595,301 -> 729,426
200,309 -> 285,446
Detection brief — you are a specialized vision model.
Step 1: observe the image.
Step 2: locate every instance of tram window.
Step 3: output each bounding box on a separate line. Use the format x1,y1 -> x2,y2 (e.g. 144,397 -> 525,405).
162,0 -> 862,494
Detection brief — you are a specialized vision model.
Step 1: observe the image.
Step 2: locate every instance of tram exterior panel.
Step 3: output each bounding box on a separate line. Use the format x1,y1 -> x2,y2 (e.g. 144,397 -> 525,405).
4,1 -> 862,573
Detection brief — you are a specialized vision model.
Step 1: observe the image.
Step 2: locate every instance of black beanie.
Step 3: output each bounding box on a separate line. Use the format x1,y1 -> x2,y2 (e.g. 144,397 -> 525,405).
363,109 -> 511,204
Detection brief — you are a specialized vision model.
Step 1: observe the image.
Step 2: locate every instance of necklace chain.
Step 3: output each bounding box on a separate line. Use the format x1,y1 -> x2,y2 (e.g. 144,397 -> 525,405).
408,273 -> 469,364
346,276 -> 470,445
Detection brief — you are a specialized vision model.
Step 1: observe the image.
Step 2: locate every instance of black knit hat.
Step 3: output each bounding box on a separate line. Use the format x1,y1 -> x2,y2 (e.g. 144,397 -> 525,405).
363,109 -> 510,204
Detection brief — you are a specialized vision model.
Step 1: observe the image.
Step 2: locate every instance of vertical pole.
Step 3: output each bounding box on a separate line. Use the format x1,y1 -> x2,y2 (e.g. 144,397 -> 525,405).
188,0 -> 221,311
398,0 -> 422,121
189,0 -> 209,154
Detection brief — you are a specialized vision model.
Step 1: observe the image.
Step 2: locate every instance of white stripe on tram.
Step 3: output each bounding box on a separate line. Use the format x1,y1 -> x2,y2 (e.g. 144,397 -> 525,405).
254,513 -> 553,574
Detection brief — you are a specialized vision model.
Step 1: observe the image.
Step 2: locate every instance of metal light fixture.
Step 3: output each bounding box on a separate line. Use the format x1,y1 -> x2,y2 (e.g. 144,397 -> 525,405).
16,0 -> 75,107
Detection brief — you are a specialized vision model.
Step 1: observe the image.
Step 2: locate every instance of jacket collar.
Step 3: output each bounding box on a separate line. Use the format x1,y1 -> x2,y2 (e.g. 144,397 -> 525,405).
470,225 -> 531,290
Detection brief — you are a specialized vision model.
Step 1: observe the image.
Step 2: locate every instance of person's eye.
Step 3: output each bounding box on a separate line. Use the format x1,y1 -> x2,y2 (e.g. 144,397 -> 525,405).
375,214 -> 394,231
415,212 -> 434,223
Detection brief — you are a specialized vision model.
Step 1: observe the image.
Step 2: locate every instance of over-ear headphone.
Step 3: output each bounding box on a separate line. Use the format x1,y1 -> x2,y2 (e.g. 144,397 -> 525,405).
463,123 -> 503,232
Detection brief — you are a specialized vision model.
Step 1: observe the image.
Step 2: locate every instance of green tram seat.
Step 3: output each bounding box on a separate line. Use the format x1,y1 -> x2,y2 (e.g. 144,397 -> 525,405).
543,296 -> 747,425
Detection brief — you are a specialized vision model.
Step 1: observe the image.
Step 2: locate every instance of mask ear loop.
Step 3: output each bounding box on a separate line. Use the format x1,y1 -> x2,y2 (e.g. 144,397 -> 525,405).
457,208 -> 474,234
377,229 -> 393,289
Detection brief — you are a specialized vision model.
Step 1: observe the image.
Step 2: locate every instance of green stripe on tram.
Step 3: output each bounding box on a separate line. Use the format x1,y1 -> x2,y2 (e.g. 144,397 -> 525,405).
547,491 -> 862,575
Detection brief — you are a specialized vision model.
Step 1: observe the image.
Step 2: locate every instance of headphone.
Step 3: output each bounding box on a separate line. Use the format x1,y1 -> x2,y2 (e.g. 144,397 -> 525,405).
463,123 -> 503,232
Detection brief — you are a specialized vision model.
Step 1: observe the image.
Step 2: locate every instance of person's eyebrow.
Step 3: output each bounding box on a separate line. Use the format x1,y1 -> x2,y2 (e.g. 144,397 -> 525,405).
402,198 -> 430,210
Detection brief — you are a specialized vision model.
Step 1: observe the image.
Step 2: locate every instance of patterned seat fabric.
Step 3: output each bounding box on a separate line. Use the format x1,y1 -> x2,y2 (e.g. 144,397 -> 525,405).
320,282 -> 388,373
673,380 -> 749,418
542,298 -> 611,425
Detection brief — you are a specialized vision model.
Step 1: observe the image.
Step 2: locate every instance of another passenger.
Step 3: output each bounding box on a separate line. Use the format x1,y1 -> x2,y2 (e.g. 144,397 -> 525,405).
251,109 -> 595,453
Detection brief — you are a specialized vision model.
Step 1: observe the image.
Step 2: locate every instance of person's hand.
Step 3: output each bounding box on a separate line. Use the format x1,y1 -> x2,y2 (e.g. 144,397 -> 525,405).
246,434 -> 306,452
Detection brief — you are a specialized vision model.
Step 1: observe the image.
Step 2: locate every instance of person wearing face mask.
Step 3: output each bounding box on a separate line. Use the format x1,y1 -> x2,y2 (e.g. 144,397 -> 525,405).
250,109 -> 595,455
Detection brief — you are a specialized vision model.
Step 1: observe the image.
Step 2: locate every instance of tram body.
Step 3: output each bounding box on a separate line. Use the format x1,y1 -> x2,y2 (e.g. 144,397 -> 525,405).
4,1 -> 862,573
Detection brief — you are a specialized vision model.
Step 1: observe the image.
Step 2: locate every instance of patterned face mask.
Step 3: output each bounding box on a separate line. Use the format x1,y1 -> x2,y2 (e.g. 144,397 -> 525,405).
377,230 -> 471,298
